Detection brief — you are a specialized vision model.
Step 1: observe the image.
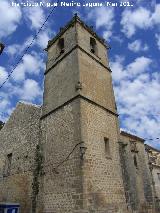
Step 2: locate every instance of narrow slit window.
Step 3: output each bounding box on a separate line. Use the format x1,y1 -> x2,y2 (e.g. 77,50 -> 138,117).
90,37 -> 97,55
5,153 -> 12,176
157,173 -> 160,181
58,38 -> 64,54
134,155 -> 138,169
104,137 -> 110,157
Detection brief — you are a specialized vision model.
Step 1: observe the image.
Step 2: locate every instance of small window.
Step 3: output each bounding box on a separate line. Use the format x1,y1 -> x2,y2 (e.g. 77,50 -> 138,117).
130,141 -> 138,153
58,38 -> 64,55
104,137 -> 110,157
133,155 -> 138,169
5,153 -> 12,176
90,37 -> 97,55
157,173 -> 160,181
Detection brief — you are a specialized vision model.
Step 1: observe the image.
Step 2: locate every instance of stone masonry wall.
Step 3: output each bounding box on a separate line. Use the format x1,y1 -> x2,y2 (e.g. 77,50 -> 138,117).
40,99 -> 84,213
80,99 -> 128,213
78,48 -> 116,114
47,24 -> 77,67
76,22 -> 109,67
120,133 -> 155,213
152,166 -> 160,199
0,102 -> 41,213
43,48 -> 79,116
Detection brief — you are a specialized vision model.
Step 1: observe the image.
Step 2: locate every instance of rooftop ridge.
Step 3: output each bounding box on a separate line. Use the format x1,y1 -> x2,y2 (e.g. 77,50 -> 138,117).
18,101 -> 41,108
145,144 -> 160,153
120,130 -> 145,142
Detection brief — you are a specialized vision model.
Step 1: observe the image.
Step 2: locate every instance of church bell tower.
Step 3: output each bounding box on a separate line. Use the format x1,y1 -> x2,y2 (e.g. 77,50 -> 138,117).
40,15 -> 128,213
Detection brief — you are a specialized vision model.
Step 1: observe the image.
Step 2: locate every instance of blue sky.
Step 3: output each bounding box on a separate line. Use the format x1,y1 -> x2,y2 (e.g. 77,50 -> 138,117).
0,0 -> 160,148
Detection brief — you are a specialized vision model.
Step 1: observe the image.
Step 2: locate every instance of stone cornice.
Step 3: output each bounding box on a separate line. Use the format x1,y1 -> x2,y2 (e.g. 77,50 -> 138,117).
41,95 -> 118,120
45,44 -> 111,75
45,14 -> 110,51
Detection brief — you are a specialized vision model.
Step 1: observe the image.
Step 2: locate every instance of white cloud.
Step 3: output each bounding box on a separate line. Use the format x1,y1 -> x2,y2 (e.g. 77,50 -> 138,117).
90,7 -> 114,30
0,78 -> 42,121
12,63 -> 26,81
110,56 -> 127,82
6,44 -> 21,56
0,91 -> 12,121
6,36 -> 34,57
121,4 -> 160,38
112,36 -> 124,44
12,53 -> 44,81
110,56 -> 152,82
151,4 -> 160,25
36,31 -> 52,49
0,0 -> 22,39
0,76 -> 42,121
126,56 -> 152,76
0,98 -> 10,111
22,54 -> 43,74
87,7 -> 115,41
0,3 -> 49,122
155,34 -> 160,50
6,29 -> 52,56
128,40 -> 148,52
103,31 -> 112,41
0,67 -> 8,85
111,56 -> 160,148
19,79 -> 42,101
121,7 -> 151,37
24,6 -> 46,30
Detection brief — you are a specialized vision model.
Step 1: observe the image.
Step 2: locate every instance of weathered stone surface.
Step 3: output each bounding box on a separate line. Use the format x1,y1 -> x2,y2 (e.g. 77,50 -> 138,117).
0,102 -> 41,213
80,99 -> 127,213
145,145 -> 160,212
120,132 -> 155,213
0,15 -> 159,213
40,99 -> 83,213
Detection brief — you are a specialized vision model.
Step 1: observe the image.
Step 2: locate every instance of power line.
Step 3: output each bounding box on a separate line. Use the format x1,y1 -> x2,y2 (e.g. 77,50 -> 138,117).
0,0 -> 60,90
145,138 -> 160,141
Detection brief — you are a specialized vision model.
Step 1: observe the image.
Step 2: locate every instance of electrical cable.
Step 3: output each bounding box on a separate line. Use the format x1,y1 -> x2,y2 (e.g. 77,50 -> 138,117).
145,138 -> 160,141
0,0 -> 60,90
1,141 -> 84,178
51,141 -> 84,173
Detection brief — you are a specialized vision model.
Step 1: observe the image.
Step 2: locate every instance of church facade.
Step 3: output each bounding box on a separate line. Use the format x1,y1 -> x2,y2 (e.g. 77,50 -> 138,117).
0,15 -> 160,213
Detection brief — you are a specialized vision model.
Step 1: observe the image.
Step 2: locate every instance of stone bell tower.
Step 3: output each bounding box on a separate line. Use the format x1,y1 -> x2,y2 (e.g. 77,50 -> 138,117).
40,15 -> 128,213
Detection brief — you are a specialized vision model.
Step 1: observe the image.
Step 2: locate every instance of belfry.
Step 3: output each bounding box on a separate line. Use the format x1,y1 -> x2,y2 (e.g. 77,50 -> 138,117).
0,15 -> 159,213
